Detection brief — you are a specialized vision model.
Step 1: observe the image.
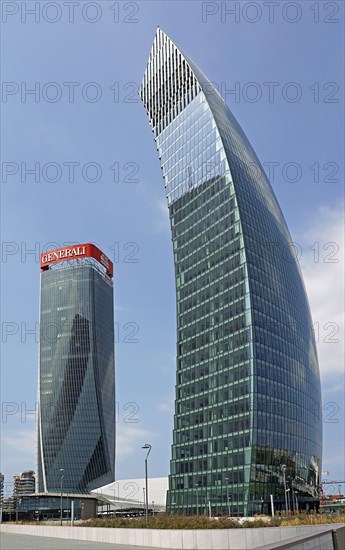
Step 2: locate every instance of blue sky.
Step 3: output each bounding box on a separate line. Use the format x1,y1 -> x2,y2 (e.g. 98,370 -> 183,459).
1,1 -> 344,498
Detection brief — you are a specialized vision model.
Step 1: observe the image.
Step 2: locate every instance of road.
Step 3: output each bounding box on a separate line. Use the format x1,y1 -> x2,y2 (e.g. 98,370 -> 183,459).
0,532 -> 155,550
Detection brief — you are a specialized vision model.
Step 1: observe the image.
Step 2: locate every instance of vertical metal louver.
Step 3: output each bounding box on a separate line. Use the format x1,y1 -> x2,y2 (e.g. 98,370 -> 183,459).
140,28 -> 201,137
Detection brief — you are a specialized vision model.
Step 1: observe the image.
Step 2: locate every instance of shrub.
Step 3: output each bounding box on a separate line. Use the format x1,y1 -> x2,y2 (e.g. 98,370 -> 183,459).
280,514 -> 345,527
81,515 -> 241,529
76,513 -> 345,530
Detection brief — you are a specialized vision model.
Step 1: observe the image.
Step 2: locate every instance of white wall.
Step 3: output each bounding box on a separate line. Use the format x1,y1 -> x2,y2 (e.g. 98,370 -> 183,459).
0,523 -> 342,549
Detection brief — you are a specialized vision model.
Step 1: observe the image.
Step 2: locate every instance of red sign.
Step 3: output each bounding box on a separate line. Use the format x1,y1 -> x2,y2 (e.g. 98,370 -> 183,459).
40,244 -> 113,277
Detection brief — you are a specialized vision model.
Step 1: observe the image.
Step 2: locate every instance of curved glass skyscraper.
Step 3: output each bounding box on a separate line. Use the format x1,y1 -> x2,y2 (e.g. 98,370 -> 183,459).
140,29 -> 322,516
36,245 -> 115,494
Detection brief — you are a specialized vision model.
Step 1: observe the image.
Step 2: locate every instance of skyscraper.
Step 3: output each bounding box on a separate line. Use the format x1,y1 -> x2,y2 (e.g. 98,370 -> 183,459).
0,473 -> 4,506
36,244 -> 115,494
13,471 -> 35,506
140,29 -> 322,516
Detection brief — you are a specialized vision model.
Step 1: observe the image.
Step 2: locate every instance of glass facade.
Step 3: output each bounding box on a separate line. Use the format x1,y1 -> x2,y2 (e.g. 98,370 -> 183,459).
140,29 -> 322,516
36,261 -> 115,493
17,494 -> 97,521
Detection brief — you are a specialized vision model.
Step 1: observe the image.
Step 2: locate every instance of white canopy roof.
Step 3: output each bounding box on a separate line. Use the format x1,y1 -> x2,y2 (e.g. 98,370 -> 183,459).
92,477 -> 168,510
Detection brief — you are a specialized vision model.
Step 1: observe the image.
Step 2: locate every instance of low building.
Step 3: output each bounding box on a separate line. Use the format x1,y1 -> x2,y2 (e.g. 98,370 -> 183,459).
5,493 -> 101,522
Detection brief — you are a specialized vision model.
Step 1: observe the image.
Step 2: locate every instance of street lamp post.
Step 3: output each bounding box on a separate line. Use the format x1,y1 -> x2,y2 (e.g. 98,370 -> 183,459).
113,482 -> 117,514
195,483 -> 199,515
225,477 -> 231,518
286,487 -> 295,515
260,497 -> 264,515
142,443 -> 151,527
294,492 -> 299,514
59,469 -> 65,526
281,465 -> 288,515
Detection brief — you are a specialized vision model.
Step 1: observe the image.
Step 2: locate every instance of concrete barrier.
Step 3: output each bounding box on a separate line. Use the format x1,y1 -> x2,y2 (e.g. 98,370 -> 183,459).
259,529 -> 336,550
1,522 -> 344,549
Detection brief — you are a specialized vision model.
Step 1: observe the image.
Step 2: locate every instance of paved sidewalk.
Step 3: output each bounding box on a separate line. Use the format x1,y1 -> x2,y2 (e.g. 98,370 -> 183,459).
0,532 -> 155,550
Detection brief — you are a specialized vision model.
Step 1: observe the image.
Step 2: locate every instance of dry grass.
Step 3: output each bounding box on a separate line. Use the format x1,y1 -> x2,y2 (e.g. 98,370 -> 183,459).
279,513 -> 345,526
80,513 -> 345,529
